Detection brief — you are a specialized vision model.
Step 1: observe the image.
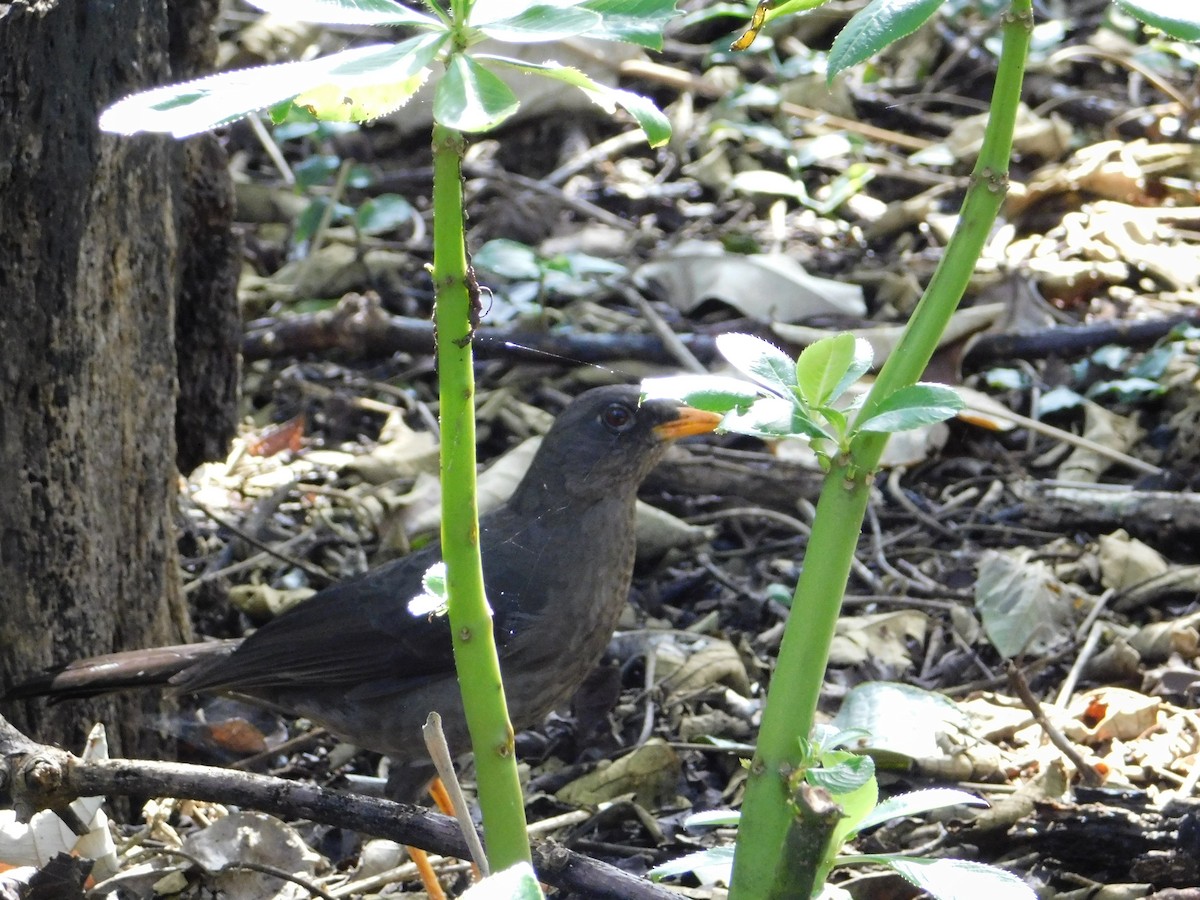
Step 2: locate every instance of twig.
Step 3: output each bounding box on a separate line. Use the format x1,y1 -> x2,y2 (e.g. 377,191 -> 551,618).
0,714 -> 681,900
1007,662 -> 1105,787
423,713 -> 488,876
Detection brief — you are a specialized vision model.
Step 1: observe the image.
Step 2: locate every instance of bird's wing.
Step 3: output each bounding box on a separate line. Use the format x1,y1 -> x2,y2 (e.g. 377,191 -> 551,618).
178,550 -> 457,693
179,511 -> 545,695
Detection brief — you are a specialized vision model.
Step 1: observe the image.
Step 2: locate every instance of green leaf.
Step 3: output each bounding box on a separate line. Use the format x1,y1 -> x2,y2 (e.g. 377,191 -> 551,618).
794,333 -> 858,406
476,4 -> 601,42
355,194 -> 416,235
888,857 -> 1037,900
716,332 -> 796,397
649,847 -> 735,883
817,749 -> 878,881
807,753 -> 875,795
855,789 -> 988,834
827,0 -> 947,82
434,55 -> 520,132
245,0 -> 440,27
579,0 -> 679,49
475,239 -> 545,280
683,809 -> 741,829
1114,0 -> 1200,41
724,397 -> 832,442
459,861 -> 546,899
100,37 -> 444,136
641,375 -> 760,414
829,338 -> 873,404
854,383 -> 962,433
480,55 -> 670,146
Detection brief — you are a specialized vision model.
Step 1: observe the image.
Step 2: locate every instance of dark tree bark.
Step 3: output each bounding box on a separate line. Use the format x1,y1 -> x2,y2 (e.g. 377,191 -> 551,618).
0,0 -> 238,758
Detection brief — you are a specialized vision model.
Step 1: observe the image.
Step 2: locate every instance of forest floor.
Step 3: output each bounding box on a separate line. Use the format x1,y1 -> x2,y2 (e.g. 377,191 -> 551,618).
104,2 -> 1200,897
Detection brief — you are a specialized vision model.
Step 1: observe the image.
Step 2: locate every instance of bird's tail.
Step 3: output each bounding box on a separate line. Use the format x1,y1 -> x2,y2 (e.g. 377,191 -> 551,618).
5,641 -> 240,702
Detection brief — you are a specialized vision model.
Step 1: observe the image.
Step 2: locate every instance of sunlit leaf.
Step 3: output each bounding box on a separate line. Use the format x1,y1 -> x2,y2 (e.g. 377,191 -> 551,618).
579,0 -> 678,49
854,383 -> 962,433
855,789 -> 988,834
480,55 -> 670,145
476,4 -> 601,42
794,333 -> 857,406
888,857 -> 1037,900
244,0 -> 440,26
717,333 -> 795,397
100,37 -> 444,136
827,0 -> 946,82
641,375 -> 760,414
1114,0 -> 1200,41
434,55 -> 520,132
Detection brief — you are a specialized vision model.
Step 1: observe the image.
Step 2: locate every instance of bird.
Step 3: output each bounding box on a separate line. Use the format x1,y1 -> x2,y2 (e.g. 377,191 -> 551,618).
7,385 -> 721,780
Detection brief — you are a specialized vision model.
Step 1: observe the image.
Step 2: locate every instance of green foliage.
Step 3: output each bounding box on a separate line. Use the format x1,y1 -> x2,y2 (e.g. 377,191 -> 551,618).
99,0 -> 675,145
827,0 -> 947,82
1113,0 -> 1200,41
473,239 -> 626,311
643,332 -> 964,467
650,724 -> 1015,899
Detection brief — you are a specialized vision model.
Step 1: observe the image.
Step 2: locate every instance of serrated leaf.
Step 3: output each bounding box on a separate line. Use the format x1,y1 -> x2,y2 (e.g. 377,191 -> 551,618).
856,789 -> 988,834
724,397 -> 831,442
649,847 -> 735,883
477,4 -> 601,42
479,55 -> 670,146
717,333 -> 796,397
827,0 -> 946,82
641,375 -> 760,414
854,383 -> 962,433
888,857 -> 1037,900
244,0 -> 440,26
580,0 -> 678,49
434,55 -> 520,131
294,71 -> 428,121
808,753 -> 875,795
795,333 -> 857,406
1114,0 -> 1200,41
817,750 -> 878,881
100,38 -> 443,137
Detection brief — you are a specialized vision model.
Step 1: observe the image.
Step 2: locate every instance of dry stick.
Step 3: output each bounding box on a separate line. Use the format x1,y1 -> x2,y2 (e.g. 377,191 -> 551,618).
187,495 -> 333,584
1054,620 -> 1106,710
0,716 -> 680,900
614,281 -> 707,374
964,402 -> 1163,477
1006,662 -> 1105,787
422,712 -> 489,877
619,59 -> 936,152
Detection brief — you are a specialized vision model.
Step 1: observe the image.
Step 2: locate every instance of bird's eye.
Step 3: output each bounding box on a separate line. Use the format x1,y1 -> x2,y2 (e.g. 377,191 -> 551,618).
600,402 -> 635,432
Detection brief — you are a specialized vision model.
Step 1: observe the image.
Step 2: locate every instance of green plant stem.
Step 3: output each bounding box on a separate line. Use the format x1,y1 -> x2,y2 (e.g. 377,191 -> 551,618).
729,4 -> 1032,897
431,122 -> 530,869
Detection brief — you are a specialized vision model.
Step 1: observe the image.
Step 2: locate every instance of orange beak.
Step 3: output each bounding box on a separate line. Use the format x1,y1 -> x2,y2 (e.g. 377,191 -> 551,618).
653,406 -> 723,440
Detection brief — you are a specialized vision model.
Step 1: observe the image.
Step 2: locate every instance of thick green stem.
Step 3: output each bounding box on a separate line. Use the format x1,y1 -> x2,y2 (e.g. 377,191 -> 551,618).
729,4 -> 1032,897
431,122 -> 530,869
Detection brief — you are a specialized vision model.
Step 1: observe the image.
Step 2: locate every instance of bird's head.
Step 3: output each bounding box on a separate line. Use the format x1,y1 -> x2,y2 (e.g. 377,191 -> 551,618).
513,384 -> 722,504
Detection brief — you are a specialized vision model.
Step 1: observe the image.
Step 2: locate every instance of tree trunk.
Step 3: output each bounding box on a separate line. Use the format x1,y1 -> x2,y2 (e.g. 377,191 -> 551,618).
0,0 -> 238,759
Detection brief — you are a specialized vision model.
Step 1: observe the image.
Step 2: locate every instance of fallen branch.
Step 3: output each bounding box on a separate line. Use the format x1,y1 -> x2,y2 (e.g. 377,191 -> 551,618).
0,715 -> 683,900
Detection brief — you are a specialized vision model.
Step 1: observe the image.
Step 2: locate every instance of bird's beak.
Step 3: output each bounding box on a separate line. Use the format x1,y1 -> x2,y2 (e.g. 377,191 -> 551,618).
654,406 -> 723,440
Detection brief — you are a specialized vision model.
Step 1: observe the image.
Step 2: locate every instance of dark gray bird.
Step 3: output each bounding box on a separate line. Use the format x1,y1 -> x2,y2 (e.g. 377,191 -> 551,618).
8,385 -> 720,772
